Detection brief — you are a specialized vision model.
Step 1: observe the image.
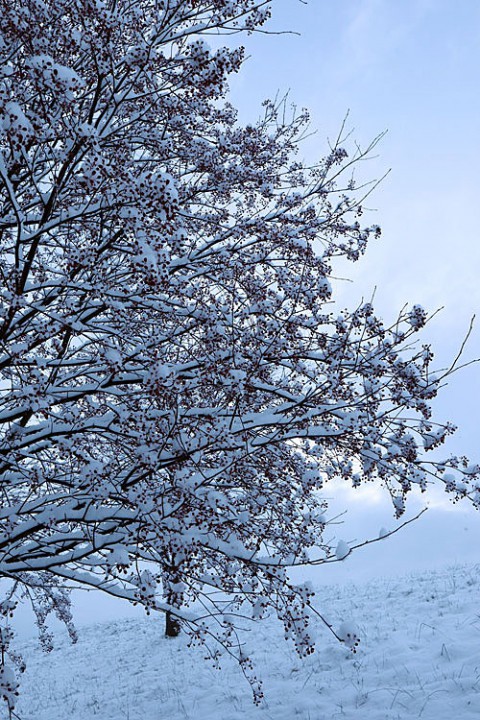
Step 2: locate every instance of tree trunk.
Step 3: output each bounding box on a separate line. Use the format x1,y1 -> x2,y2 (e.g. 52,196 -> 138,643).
165,609 -> 181,638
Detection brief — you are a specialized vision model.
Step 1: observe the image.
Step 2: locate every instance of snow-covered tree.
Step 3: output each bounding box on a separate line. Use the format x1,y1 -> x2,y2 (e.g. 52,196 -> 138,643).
0,0 -> 478,711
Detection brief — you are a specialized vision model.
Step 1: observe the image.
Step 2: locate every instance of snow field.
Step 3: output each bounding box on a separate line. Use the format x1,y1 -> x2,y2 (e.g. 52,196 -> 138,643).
16,562 -> 480,720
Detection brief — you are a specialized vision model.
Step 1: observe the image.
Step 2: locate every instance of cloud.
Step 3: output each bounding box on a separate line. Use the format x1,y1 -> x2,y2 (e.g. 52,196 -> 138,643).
338,0 -> 433,81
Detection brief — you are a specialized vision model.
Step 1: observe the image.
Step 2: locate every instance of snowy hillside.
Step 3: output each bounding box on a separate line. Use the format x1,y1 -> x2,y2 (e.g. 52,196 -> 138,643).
16,563 -> 480,720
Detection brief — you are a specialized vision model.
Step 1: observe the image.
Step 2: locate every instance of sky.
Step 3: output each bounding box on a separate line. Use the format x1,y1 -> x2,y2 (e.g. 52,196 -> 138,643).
225,0 -> 480,585
228,0 -> 480,358
12,0 -> 480,636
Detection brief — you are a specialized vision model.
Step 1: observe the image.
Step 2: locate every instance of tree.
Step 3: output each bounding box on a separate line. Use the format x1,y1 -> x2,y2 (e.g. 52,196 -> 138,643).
0,0 -> 478,712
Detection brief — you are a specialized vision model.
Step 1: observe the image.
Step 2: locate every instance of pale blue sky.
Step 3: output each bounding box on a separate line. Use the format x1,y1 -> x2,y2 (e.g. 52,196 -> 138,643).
227,0 -> 480,455
227,0 -> 480,581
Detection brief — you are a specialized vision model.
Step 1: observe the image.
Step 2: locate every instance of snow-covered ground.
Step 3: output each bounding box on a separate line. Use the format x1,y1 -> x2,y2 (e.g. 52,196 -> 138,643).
15,562 -> 480,720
